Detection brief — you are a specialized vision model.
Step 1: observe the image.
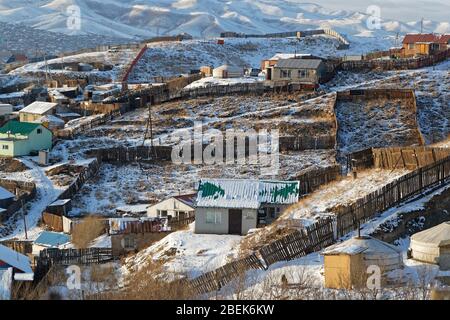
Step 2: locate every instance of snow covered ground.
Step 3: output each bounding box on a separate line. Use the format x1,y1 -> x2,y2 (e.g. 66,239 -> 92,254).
129,36 -> 394,82
184,76 -> 263,89
122,224 -> 242,279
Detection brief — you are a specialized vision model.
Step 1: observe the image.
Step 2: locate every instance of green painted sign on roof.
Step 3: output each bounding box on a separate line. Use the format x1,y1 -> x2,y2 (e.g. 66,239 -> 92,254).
0,121 -> 41,136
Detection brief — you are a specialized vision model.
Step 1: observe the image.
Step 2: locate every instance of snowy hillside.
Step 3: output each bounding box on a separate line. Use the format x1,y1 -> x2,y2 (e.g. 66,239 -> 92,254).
0,0 -> 448,40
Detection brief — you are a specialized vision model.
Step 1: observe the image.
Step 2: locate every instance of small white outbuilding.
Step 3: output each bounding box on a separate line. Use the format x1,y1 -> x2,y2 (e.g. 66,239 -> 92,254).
212,64 -> 243,79
410,221 -> 450,270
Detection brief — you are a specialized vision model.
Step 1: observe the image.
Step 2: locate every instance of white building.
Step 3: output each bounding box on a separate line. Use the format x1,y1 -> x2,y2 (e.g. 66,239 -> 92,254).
147,194 -> 196,220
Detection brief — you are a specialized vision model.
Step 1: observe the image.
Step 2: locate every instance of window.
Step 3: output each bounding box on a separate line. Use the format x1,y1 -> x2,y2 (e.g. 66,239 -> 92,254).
298,69 -> 307,78
205,212 -> 221,224
244,211 -> 255,220
408,44 -> 415,49
2,145 -> 8,150
37,129 -> 42,134
123,236 -> 135,249
280,69 -> 291,78
158,210 -> 168,217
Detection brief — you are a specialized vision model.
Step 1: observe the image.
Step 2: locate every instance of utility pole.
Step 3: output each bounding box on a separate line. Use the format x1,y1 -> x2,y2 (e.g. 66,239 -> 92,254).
420,17 -> 424,34
22,198 -> 28,240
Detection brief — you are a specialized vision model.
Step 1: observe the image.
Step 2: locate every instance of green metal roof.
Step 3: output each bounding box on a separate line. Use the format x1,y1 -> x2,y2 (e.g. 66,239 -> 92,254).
0,121 -> 41,136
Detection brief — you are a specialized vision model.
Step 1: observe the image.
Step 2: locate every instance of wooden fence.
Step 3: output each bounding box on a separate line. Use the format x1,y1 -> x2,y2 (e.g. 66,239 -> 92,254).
188,253 -> 266,294
338,49 -> 450,72
34,248 -> 114,283
0,179 -> 37,223
335,154 -> 450,237
187,218 -> 335,295
0,240 -> 33,255
348,147 -> 450,171
258,218 -> 335,266
56,159 -> 100,200
279,135 -> 336,151
291,165 -> 342,196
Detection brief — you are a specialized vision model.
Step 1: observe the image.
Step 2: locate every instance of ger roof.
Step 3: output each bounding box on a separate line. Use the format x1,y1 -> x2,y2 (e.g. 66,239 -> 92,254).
411,222 -> 450,247
0,244 -> 33,273
322,236 -> 402,256
0,121 -> 41,136
196,179 -> 299,209
20,101 -> 57,115
275,58 -> 322,69
34,231 -> 70,247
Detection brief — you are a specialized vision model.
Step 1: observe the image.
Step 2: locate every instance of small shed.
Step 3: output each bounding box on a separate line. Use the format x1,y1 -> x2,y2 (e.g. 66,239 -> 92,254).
322,236 -> 403,289
212,65 -> 243,79
32,231 -> 71,256
46,199 -> 72,216
0,186 -> 15,209
410,222 -> 450,270
19,101 -> 58,122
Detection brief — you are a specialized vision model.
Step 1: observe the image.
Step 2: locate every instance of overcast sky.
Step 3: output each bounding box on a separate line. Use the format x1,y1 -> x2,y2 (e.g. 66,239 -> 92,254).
309,0 -> 450,22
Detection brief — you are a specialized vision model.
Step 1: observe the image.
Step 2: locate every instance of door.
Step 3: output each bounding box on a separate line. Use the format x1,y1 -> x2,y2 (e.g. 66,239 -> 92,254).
228,209 -> 242,235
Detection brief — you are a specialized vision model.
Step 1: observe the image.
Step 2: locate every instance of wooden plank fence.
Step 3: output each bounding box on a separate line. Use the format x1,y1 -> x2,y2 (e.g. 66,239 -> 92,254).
187,218 -> 335,295
34,248 -> 114,283
291,165 -> 342,196
335,154 -> 450,237
338,49 -> 449,72
348,147 -> 450,171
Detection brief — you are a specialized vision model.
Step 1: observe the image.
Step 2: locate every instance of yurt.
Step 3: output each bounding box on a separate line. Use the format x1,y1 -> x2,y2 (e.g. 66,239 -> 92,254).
410,222 -> 450,270
212,64 -> 243,79
322,236 -> 403,289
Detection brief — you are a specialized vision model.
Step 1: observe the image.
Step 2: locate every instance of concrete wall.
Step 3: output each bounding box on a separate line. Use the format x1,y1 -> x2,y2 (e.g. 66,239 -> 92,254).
195,207 -> 257,235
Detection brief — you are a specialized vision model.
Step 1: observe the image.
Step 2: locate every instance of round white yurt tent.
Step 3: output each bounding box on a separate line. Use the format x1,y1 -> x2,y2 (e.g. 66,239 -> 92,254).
410,222 -> 450,270
212,64 -> 243,79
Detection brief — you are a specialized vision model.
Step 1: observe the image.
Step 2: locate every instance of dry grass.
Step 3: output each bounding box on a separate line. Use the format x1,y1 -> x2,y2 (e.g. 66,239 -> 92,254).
71,216 -> 106,249
87,260 -> 194,300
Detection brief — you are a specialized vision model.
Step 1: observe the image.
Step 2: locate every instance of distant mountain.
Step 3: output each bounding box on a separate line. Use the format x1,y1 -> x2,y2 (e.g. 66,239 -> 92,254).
0,0 -> 448,40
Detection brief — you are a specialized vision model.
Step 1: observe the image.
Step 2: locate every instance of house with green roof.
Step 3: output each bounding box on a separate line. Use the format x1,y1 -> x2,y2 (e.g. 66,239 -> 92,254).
195,179 -> 300,235
0,121 -> 52,157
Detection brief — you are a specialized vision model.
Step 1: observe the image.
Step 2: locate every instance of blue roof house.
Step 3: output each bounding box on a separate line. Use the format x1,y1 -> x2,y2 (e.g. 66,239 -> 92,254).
32,231 -> 71,256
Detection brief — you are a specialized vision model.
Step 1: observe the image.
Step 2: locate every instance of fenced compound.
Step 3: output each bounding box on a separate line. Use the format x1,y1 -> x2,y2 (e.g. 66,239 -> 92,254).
56,112 -> 120,139
334,154 -> 450,237
338,49 -> 450,72
169,216 -> 195,229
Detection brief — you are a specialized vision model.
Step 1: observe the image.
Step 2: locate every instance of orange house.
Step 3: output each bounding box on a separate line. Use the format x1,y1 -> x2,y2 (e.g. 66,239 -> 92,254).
402,34 -> 450,56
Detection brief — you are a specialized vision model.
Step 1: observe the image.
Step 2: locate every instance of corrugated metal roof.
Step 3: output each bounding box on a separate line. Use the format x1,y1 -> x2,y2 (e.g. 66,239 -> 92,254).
196,179 -> 299,209
403,33 -> 450,44
20,101 -> 57,115
0,121 -> 41,136
34,231 -> 70,247
275,58 -> 322,69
